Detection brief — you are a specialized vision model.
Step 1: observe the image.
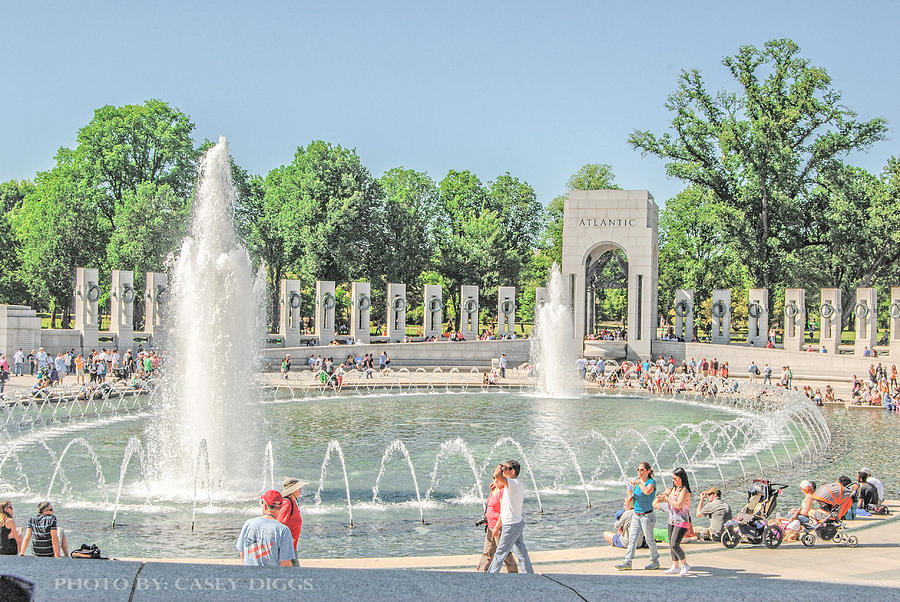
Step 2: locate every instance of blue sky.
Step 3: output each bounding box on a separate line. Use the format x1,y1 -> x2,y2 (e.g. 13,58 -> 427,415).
2,1 -> 897,207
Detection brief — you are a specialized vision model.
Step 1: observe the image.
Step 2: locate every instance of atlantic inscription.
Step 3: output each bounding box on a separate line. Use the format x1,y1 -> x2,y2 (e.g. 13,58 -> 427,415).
577,217 -> 636,227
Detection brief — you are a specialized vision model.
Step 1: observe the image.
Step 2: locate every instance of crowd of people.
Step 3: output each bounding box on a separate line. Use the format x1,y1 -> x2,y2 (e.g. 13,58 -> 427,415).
850,363 -> 900,409
0,345 -> 161,400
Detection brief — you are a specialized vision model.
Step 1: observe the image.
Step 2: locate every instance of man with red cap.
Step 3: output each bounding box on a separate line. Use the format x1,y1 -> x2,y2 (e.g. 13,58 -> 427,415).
236,490 -> 295,566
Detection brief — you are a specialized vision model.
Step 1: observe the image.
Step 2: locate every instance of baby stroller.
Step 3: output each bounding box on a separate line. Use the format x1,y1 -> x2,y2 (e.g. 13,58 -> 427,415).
722,480 -> 787,549
798,482 -> 859,548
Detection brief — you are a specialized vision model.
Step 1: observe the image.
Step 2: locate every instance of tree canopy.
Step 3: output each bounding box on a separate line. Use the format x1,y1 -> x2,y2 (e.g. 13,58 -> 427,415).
630,39 -> 888,292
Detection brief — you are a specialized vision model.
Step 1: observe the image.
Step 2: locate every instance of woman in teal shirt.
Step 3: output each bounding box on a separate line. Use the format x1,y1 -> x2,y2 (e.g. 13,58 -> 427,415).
616,461 -> 660,570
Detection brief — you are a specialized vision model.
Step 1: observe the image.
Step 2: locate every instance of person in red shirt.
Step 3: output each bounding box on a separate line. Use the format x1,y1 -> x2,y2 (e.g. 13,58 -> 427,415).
475,467 -> 518,572
276,477 -> 306,566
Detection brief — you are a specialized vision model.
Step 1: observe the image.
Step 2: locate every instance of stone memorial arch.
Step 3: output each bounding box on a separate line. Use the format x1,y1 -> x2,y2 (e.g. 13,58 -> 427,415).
562,190 -> 658,359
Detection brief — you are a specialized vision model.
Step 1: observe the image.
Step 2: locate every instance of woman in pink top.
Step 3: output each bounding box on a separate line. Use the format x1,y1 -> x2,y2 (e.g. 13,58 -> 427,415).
475,466 -> 518,572
655,467 -> 692,576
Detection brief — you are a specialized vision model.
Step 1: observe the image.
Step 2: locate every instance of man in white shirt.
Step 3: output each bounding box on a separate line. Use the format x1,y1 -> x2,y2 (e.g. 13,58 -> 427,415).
13,349 -> 25,376
487,460 -> 533,573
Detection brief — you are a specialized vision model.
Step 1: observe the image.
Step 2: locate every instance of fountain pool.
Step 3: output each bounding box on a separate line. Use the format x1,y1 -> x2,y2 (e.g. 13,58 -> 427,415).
0,389 -> 842,559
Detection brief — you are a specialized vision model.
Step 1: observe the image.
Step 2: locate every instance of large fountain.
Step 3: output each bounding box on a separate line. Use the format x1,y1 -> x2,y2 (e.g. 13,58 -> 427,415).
0,140 -> 850,561
145,137 -> 264,484
531,264 -> 579,397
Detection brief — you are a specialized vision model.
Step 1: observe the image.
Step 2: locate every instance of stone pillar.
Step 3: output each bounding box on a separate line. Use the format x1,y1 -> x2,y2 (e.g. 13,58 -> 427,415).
315,280 -> 336,345
0,305 -> 41,357
386,283 -> 406,342
459,285 -> 479,339
144,272 -> 167,337
710,289 -> 731,344
783,288 -> 806,351
74,267 -> 100,352
278,279 -> 302,347
854,287 -> 877,356
423,284 -> 443,338
747,288 -> 768,347
819,288 -> 842,354
674,289 -> 694,341
350,281 -> 371,343
110,270 -> 135,351
497,286 -> 516,337
890,287 -> 900,358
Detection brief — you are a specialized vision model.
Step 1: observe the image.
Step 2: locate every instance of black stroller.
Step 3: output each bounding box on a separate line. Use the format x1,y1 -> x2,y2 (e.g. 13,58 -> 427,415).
722,480 -> 787,549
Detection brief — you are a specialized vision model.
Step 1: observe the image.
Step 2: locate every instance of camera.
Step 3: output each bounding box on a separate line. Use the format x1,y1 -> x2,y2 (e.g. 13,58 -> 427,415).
475,514 -> 488,528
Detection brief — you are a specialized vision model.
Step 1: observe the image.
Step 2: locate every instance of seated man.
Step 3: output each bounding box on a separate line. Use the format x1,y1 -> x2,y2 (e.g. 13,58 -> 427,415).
20,501 -> 68,557
856,471 -> 880,510
694,486 -> 732,541
603,496 -> 644,549
859,468 -> 885,505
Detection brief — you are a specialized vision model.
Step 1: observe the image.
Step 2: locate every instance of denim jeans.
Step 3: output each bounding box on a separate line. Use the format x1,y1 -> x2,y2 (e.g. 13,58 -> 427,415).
623,511 -> 659,563
487,520 -> 533,573
14,363 -> 23,376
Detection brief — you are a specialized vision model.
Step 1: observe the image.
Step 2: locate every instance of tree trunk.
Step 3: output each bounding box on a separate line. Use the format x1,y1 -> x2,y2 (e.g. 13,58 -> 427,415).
50,302 -> 58,330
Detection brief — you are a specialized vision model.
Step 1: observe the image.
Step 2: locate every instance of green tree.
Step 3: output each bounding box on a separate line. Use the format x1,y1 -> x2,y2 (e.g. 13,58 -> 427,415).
74,99 -> 198,226
657,186 -> 751,320
106,182 -> 191,328
434,170 -> 542,327
566,163 -> 620,191
0,180 -> 34,305
377,167 -> 438,324
259,141 -> 382,323
629,39 -> 887,291
9,157 -> 108,327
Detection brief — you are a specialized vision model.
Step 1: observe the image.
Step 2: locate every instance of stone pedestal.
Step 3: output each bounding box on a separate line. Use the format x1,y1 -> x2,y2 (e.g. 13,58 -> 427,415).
674,289 -> 694,341
423,285 -> 443,338
350,281 -> 371,343
784,288 -> 806,351
747,288 -> 768,347
890,287 -> 900,358
497,286 -> 516,337
144,272 -> 167,337
110,270 -> 135,351
710,289 -> 731,344
459,285 -> 479,339
854,287 -> 877,356
0,305 -> 41,357
386,283 -> 407,342
74,267 -> 100,352
315,280 -> 336,345
819,288 -> 842,354
278,279 -> 303,347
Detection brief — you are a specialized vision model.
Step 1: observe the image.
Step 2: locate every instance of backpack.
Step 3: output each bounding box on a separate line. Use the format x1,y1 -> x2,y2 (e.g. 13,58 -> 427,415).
71,543 -> 107,559
868,504 -> 891,515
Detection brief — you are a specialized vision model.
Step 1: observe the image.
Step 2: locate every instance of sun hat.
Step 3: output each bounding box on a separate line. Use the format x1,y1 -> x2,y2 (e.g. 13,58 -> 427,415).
706,486 -> 721,496
260,489 -> 284,507
800,480 -> 813,491
281,477 -> 308,497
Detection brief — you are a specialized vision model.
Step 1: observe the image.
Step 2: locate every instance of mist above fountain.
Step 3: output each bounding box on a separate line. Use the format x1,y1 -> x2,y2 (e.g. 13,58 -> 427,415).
531,264 -> 579,397
146,137 -> 264,484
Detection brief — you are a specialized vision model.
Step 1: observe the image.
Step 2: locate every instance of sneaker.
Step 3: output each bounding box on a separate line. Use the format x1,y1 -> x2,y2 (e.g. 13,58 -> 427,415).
679,564 -> 691,576
664,565 -> 680,574
615,562 -> 632,570
645,560 -> 660,570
